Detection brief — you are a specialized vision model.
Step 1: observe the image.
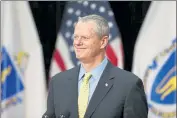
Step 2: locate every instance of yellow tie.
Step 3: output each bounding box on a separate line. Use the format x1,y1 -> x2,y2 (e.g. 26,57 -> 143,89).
78,72 -> 92,118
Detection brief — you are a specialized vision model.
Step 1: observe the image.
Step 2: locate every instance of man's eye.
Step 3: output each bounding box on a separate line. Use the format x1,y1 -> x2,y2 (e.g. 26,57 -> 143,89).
82,36 -> 89,40
74,36 -> 78,39
82,36 -> 87,39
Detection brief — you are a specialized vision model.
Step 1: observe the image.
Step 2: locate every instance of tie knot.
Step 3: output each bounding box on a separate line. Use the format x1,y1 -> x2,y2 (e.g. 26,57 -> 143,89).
83,72 -> 92,82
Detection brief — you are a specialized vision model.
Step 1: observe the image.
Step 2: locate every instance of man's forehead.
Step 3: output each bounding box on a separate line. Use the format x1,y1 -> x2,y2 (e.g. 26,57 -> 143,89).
74,21 -> 97,36
74,25 -> 95,35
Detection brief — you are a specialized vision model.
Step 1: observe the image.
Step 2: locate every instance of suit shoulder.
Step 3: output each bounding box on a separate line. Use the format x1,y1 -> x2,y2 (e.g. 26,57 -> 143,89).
112,67 -> 141,84
112,67 -> 144,95
50,66 -> 78,82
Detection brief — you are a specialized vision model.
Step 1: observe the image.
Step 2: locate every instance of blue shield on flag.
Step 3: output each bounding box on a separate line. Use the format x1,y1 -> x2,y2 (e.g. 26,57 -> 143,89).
1,46 -> 24,110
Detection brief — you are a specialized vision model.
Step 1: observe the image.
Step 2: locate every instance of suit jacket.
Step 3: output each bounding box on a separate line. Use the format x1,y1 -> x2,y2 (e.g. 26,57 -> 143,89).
43,61 -> 148,118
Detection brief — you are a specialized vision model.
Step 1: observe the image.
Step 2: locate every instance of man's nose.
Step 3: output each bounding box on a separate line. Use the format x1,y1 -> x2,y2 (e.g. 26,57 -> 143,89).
74,38 -> 82,45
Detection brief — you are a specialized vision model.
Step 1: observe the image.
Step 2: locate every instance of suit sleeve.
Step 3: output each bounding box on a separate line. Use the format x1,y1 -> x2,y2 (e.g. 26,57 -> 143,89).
123,78 -> 149,118
42,78 -> 55,117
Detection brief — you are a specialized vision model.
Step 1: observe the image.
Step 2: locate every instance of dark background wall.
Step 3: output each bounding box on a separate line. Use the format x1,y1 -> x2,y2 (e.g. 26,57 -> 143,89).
28,1 -> 151,84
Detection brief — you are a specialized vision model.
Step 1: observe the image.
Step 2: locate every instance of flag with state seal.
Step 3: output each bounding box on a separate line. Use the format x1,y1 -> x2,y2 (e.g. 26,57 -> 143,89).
1,1 -> 46,118
49,1 -> 124,78
132,1 -> 176,118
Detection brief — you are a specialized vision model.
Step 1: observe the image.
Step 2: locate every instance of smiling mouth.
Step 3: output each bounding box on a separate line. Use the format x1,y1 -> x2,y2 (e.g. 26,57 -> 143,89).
75,47 -> 86,50
76,48 -> 84,51
75,48 -> 86,53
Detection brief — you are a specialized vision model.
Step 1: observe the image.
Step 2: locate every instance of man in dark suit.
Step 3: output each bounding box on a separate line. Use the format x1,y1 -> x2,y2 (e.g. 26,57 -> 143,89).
43,14 -> 148,118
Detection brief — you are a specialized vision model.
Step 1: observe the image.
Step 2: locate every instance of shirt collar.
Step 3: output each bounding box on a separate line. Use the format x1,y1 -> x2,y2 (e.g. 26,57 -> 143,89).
78,57 -> 108,81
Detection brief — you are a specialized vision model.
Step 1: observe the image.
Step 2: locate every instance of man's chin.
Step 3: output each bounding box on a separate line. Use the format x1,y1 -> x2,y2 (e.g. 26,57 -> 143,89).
76,56 -> 92,64
75,55 -> 85,61
76,55 -> 83,60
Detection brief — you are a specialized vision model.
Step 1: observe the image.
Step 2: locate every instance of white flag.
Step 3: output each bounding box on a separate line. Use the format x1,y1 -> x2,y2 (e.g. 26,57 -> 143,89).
132,1 -> 176,118
1,1 -> 46,118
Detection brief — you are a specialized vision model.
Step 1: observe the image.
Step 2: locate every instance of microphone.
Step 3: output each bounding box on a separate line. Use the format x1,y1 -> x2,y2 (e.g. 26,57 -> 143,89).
42,110 -> 70,118
59,110 -> 70,118
42,114 -> 49,118
42,112 -> 56,118
42,114 -> 56,118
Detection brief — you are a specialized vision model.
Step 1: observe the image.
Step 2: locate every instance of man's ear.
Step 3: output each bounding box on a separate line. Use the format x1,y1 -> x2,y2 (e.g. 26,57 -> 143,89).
100,36 -> 109,49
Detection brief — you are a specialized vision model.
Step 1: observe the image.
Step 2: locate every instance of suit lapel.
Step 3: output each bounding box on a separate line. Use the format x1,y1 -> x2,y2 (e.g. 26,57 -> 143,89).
85,61 -> 115,118
67,65 -> 80,118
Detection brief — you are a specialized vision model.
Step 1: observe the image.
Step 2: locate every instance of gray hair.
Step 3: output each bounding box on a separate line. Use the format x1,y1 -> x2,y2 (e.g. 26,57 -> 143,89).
76,14 -> 110,39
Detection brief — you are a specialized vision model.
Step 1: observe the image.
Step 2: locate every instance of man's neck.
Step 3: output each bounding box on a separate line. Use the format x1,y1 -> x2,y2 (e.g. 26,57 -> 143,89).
81,55 -> 105,72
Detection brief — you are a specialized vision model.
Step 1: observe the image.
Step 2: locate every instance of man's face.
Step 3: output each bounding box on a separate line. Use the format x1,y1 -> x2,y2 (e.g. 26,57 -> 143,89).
73,21 -> 105,63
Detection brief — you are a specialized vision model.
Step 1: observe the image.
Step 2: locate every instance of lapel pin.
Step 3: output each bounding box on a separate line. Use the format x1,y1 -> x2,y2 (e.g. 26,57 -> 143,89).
105,83 -> 108,87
